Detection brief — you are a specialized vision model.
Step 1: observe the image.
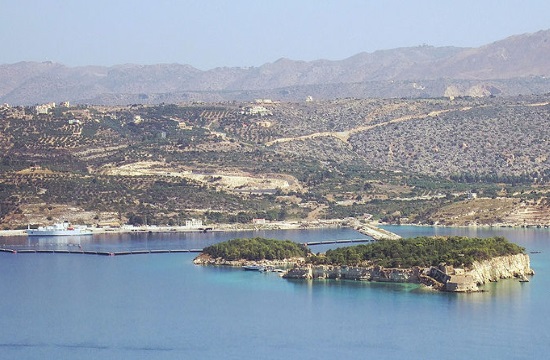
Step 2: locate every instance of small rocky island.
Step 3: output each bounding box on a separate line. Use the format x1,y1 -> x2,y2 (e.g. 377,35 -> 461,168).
193,236 -> 534,292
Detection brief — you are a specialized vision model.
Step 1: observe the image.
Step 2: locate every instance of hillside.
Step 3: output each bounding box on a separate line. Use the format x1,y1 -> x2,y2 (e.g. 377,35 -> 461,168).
0,96 -> 549,229
1,30 -> 550,105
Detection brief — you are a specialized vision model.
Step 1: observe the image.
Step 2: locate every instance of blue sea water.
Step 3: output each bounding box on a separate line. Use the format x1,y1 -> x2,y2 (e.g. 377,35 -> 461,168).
0,226 -> 549,359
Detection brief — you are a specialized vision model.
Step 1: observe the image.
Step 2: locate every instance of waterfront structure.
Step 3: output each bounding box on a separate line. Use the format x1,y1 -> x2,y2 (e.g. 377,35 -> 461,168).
26,222 -> 92,236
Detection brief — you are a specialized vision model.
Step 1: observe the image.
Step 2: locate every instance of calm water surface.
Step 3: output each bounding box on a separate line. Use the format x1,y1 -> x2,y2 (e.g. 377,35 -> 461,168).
0,226 -> 548,359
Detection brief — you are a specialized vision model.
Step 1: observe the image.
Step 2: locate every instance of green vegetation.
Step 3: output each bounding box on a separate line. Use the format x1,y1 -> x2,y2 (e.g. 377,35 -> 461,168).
1,97 -> 549,228
201,236 -> 524,269
310,236 -> 525,268
202,237 -> 310,261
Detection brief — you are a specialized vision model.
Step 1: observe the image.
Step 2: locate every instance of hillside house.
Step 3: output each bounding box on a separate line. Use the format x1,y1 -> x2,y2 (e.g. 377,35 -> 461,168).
185,219 -> 203,228
36,102 -> 56,115
243,106 -> 273,116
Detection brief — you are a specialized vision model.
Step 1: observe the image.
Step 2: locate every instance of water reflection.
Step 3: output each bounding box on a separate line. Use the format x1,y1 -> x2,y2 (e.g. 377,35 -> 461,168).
0,228 -> 367,252
28,236 -> 83,248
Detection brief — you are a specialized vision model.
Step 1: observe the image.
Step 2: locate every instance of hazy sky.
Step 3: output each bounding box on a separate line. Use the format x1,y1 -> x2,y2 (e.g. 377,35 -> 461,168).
1,0 -> 549,70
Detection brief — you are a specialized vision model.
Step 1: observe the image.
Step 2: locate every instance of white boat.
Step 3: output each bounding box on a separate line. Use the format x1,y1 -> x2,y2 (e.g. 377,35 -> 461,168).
26,222 -> 93,236
242,265 -> 265,271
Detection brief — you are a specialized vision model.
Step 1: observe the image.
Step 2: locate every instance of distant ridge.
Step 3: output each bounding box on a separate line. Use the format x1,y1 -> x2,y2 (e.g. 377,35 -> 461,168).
1,29 -> 550,105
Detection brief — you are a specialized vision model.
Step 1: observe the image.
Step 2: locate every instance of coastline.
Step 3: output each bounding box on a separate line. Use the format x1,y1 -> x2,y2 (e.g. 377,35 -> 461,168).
194,253 -> 534,293
384,222 -> 550,229
0,219 -> 344,237
3,219 -> 548,238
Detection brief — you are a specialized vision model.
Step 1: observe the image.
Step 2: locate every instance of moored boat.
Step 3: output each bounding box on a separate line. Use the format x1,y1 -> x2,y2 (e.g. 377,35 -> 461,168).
242,265 -> 265,271
26,222 -> 93,236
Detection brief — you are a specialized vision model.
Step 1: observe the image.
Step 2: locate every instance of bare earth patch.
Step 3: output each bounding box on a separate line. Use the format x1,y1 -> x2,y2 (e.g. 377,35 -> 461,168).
96,161 -> 303,193
14,203 -> 120,227
431,197 -> 550,226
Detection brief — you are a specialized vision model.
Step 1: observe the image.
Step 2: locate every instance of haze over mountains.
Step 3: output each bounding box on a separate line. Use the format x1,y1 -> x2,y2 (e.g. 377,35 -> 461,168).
1,29 -> 550,105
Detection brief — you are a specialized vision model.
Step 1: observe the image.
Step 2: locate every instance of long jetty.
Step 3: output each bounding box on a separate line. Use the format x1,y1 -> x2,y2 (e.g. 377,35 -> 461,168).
0,238 -> 377,257
0,248 -> 203,256
355,223 -> 401,241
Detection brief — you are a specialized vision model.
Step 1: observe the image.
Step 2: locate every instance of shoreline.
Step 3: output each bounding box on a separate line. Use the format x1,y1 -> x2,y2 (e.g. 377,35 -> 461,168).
381,223 -> 550,230
193,253 -> 534,293
2,219 -> 549,238
0,220 -> 345,237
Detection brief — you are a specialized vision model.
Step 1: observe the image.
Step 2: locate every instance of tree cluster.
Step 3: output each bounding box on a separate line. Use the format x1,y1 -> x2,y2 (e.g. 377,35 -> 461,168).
202,237 -> 310,261
310,236 -> 524,268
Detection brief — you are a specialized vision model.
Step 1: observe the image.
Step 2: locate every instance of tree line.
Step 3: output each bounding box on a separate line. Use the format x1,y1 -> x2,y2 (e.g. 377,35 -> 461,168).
202,237 -> 310,261
310,236 -> 525,268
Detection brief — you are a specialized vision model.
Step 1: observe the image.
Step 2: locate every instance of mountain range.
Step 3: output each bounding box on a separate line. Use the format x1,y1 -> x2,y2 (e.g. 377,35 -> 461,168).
1,29 -> 550,105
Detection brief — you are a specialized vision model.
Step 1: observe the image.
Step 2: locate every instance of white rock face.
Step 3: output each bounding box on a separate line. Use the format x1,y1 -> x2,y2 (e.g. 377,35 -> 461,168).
468,254 -> 534,284
444,85 -> 462,98
285,264 -> 420,282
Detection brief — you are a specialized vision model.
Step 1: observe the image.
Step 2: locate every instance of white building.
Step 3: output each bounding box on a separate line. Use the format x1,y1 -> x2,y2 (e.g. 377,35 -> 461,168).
243,106 -> 273,116
35,102 -> 56,115
185,219 -> 203,228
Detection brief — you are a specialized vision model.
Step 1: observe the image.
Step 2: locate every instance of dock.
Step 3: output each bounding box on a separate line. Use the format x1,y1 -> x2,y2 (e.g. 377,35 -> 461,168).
355,223 -> 401,241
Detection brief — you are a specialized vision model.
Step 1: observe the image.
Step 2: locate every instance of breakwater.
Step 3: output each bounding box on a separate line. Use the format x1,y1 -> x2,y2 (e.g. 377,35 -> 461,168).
0,248 -> 203,256
356,223 -> 401,240
0,238 -> 374,257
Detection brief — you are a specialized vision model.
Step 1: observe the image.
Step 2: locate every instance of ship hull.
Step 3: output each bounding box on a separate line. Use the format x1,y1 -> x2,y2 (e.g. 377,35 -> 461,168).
26,229 -> 93,236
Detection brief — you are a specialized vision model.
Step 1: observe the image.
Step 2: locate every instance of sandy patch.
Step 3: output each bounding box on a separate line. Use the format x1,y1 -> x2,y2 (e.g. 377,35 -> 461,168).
96,161 -> 303,193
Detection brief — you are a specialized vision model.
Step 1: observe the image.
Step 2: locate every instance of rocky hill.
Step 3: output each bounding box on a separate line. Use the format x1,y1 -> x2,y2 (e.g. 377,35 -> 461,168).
1,30 -> 550,105
0,95 -> 549,229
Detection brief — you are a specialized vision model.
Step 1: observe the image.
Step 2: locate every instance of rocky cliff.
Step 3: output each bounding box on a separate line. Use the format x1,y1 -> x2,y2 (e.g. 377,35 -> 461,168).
469,253 -> 534,284
282,254 -> 534,292
194,251 -> 533,292
283,264 -> 421,282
